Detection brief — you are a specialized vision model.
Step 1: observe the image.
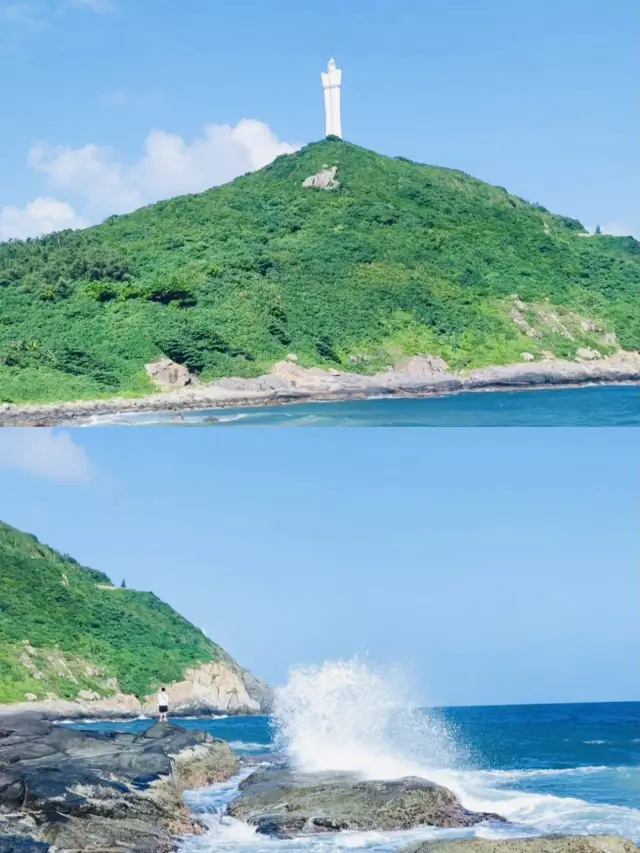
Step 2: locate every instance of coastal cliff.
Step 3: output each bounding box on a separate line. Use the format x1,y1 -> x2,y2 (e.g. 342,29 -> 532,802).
0,520 -> 272,718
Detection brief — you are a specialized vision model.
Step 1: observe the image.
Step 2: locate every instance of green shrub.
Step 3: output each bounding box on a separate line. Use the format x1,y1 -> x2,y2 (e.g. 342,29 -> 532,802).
0,520 -> 230,701
0,139 -> 637,403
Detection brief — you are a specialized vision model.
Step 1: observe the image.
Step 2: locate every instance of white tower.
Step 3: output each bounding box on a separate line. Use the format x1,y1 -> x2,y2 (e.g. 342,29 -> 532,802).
321,58 -> 342,138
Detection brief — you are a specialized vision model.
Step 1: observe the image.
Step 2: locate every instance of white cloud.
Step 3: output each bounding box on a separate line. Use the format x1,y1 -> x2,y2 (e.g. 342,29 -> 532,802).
0,430 -> 92,483
0,196 -> 87,240
27,119 -> 300,218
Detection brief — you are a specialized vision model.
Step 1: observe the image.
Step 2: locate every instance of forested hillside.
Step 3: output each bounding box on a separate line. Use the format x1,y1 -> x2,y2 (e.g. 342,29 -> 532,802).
0,520 -> 228,702
1,138 -> 637,403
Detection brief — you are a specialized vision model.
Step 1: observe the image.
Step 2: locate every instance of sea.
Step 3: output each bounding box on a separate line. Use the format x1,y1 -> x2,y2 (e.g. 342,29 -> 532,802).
80,385 -> 639,427
65,661 -> 640,850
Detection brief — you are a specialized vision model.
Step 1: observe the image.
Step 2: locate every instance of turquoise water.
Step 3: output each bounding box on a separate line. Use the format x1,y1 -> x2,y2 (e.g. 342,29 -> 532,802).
70,701 -> 640,843
84,385 -> 639,427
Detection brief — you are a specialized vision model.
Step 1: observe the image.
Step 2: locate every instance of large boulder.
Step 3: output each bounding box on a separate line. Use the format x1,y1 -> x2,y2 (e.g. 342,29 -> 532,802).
145,358 -> 192,389
0,715 -> 238,851
403,837 -> 638,853
226,767 -> 505,837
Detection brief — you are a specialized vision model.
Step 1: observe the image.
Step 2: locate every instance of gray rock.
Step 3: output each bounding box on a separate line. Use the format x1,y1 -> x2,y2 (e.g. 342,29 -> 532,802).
576,347 -> 601,361
302,166 -> 340,190
226,767 -> 505,837
403,835 -> 638,853
579,319 -> 602,333
145,358 -> 192,389
0,713 -> 238,852
241,670 -> 275,714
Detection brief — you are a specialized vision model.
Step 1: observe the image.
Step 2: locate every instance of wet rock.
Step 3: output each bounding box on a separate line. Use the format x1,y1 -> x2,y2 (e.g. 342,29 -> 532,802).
0,714 -> 238,852
403,835 -> 638,853
226,767 -> 505,837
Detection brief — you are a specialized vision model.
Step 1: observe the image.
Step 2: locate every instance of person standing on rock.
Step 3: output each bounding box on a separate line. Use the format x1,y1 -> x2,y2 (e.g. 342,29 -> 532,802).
157,686 -> 169,722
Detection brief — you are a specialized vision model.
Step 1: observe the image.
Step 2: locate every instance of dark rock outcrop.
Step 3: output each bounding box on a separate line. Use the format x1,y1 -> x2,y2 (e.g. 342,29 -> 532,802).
0,713 -> 238,852
403,836 -> 638,853
241,669 -> 275,714
226,766 -> 505,837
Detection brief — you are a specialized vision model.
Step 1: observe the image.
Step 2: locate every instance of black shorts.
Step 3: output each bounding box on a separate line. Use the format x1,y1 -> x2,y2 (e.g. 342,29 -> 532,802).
159,705 -> 168,714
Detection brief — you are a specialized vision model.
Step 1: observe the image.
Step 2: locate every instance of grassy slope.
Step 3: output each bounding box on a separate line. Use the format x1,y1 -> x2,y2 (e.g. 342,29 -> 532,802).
0,520 -> 228,702
0,139 -> 638,403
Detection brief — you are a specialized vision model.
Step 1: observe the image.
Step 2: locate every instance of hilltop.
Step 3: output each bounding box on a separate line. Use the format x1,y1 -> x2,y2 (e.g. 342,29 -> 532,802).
0,139 -> 638,404
0,520 -> 268,713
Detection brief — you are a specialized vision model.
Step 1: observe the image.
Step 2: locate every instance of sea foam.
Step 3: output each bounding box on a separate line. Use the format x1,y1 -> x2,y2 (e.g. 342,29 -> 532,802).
270,658 -> 640,839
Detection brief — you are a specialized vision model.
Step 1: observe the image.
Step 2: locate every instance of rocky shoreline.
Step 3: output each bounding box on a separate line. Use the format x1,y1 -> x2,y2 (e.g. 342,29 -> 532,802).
1,352 -> 638,426
226,765 -> 506,835
0,713 -> 239,852
1,714 -> 637,852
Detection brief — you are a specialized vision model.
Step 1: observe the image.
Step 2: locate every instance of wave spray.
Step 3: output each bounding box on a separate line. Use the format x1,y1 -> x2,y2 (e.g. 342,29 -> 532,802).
273,658 -> 458,779
271,658 -> 640,838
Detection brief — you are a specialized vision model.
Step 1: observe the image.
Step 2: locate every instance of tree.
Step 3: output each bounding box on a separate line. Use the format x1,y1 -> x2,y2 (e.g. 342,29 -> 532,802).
595,224 -> 602,235
120,579 -> 126,588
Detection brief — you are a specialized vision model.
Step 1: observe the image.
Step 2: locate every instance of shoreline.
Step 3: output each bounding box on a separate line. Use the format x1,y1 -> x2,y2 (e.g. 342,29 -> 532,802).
1,352 -> 639,426
0,701 -> 263,722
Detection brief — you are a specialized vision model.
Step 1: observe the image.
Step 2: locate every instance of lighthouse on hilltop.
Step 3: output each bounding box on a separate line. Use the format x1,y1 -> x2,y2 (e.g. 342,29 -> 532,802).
321,58 -> 343,138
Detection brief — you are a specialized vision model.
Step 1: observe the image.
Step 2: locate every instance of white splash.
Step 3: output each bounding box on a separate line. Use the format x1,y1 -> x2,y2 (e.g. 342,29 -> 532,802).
273,658 -> 457,779
270,658 -> 640,839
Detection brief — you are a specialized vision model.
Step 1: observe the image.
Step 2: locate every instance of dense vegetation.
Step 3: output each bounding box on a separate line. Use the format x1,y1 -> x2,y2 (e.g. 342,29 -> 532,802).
0,139 -> 638,403
0,520 -> 227,702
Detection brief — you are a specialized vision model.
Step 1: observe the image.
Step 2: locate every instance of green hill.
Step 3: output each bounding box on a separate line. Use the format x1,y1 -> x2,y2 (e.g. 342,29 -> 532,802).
0,520 -> 228,702
1,138 -> 638,404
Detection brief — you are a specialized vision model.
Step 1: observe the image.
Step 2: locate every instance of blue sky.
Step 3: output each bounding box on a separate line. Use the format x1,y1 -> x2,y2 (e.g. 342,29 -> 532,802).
0,0 -> 637,239
0,427 -> 637,707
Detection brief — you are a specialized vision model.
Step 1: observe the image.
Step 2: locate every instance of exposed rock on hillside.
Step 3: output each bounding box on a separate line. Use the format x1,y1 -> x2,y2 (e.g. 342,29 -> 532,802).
302,165 -> 340,189
145,358 -> 193,388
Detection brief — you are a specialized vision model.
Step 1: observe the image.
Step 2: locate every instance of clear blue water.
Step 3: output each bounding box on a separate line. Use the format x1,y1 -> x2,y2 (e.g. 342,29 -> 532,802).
68,701 -> 640,846
83,385 -> 639,427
